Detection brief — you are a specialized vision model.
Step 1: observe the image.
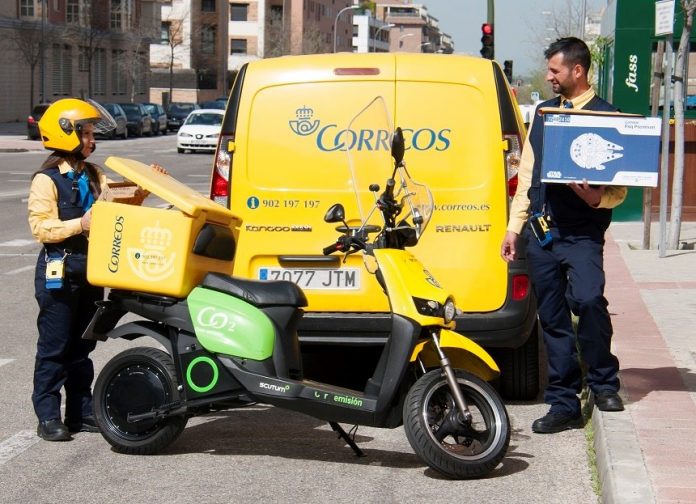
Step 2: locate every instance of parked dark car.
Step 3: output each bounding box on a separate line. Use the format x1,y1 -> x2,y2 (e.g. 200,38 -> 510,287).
27,103 -> 50,140
166,102 -> 199,131
143,102 -> 167,135
98,102 -> 128,139
118,103 -> 153,137
198,99 -> 226,110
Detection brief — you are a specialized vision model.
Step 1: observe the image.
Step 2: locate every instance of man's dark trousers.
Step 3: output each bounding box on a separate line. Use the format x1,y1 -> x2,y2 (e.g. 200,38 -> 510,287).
526,227 -> 620,416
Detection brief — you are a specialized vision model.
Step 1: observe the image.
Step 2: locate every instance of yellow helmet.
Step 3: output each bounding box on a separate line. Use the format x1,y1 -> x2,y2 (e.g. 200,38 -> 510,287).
38,98 -> 110,153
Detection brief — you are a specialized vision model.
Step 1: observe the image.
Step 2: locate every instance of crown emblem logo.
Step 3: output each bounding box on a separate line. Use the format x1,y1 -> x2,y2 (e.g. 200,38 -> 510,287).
289,105 -> 320,136
127,221 -> 176,282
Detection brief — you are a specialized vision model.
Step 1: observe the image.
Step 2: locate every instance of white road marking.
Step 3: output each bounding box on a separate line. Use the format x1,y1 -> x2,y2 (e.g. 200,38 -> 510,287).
0,358 -> 14,368
0,431 -> 40,466
0,190 -> 30,200
0,239 -> 35,247
5,265 -> 34,275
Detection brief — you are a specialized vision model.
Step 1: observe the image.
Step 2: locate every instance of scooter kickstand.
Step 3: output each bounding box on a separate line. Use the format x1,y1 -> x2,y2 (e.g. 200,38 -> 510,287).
329,421 -> 365,457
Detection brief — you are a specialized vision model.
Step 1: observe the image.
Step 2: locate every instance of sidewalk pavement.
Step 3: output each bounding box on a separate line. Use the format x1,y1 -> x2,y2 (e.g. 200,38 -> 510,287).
0,121 -> 44,152
2,122 -> 696,502
598,221 -> 696,504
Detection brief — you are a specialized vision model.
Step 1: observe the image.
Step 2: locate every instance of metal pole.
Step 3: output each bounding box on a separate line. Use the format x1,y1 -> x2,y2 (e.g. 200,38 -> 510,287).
659,34 -> 673,257
372,23 -> 394,53
333,6 -> 357,53
645,39 -> 665,249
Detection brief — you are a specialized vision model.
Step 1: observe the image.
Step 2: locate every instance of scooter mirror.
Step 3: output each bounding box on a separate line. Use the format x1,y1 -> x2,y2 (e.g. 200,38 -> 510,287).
391,127 -> 405,166
324,204 -> 346,223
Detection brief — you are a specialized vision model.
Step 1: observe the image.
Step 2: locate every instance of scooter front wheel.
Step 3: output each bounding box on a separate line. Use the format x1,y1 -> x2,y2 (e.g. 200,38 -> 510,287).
403,369 -> 510,479
93,347 -> 188,455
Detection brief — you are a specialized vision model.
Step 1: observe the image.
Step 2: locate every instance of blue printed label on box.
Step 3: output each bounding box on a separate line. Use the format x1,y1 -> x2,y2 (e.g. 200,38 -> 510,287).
541,113 -> 661,187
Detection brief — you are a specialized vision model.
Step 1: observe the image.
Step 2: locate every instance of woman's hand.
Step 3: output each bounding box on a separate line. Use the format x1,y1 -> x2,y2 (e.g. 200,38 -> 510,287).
135,164 -> 169,201
80,210 -> 92,233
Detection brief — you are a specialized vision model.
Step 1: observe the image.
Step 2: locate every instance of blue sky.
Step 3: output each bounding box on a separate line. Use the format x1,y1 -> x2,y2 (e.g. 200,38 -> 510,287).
422,0 -> 607,76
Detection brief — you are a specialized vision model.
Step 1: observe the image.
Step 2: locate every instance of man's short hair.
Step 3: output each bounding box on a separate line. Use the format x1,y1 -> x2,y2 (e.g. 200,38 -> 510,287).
544,37 -> 591,73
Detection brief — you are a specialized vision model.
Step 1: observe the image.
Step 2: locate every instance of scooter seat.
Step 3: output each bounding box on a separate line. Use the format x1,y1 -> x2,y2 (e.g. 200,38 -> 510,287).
201,272 -> 308,308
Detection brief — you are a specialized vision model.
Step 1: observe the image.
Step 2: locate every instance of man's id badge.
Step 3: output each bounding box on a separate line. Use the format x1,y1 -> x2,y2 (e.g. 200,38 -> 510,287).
529,212 -> 553,247
45,257 -> 65,289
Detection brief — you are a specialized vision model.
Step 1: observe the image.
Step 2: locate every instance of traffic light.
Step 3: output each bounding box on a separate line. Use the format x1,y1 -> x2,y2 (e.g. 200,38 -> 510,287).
480,23 -> 494,59
503,60 -> 513,83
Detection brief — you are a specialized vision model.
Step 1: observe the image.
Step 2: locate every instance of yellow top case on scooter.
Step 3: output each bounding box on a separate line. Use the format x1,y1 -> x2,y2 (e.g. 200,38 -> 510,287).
87,157 -> 242,297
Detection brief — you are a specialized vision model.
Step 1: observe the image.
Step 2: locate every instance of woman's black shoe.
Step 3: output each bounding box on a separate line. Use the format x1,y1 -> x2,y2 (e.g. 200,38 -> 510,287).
37,419 -> 72,441
65,415 -> 100,433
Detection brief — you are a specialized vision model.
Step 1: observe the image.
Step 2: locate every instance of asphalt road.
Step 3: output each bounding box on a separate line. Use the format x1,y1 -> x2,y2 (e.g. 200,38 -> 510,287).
0,135 -> 596,503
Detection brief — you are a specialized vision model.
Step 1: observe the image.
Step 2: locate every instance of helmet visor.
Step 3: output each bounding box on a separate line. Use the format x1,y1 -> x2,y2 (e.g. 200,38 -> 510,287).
85,99 -> 117,136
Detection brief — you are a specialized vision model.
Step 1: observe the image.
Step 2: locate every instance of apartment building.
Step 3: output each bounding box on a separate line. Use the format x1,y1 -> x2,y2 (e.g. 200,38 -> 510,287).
374,1 -> 453,54
0,0 -> 161,122
149,0 -> 228,103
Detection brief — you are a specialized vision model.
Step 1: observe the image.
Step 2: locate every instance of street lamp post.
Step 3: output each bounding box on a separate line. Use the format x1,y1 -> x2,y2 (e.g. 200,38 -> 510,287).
372,23 -> 395,53
333,5 -> 360,53
398,33 -> 414,51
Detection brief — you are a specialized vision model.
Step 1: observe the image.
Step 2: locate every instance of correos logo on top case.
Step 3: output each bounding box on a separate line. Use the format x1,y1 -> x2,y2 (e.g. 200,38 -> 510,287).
288,106 -> 451,152
127,221 -> 176,282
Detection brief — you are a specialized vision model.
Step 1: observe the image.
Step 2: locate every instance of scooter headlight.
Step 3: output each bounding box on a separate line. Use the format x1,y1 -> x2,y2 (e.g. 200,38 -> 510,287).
443,298 -> 456,324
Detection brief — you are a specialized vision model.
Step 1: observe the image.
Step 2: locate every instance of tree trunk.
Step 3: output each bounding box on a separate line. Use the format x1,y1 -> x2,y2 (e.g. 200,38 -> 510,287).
669,1 -> 696,249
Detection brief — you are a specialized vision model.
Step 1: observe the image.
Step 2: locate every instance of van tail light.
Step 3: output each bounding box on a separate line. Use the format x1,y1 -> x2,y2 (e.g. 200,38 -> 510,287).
210,134 -> 233,207
512,274 -> 529,301
503,133 -> 522,198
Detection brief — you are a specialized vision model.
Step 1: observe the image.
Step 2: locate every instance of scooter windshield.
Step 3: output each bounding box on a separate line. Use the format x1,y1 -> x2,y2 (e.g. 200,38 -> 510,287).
343,96 -> 433,241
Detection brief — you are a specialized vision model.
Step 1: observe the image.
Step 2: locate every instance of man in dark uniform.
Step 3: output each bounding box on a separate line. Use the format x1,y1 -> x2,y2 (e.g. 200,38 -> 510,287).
500,37 -> 627,434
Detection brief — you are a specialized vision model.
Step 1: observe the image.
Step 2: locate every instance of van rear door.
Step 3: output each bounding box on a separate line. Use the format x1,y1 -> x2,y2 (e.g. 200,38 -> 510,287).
393,55 -> 508,312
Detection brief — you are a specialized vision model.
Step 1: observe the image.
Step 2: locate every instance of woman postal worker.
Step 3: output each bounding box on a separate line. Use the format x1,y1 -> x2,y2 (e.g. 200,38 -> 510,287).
27,98 -> 165,441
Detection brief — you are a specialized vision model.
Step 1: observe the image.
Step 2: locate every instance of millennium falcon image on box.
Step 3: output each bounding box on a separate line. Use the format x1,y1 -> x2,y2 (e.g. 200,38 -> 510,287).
569,132 -> 624,171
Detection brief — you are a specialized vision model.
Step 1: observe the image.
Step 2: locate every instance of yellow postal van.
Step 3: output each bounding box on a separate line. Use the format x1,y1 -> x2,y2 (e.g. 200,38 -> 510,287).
210,53 -> 538,399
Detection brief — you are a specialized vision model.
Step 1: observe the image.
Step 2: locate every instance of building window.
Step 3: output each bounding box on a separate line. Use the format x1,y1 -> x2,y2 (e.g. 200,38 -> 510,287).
111,49 -> 127,95
201,0 -> 215,12
231,3 -> 248,21
111,0 -> 133,30
20,0 -> 34,17
201,25 -> 215,54
230,39 -> 247,54
67,0 -> 80,24
93,48 -> 106,95
161,21 -> 171,43
51,44 -> 72,96
135,53 -> 147,95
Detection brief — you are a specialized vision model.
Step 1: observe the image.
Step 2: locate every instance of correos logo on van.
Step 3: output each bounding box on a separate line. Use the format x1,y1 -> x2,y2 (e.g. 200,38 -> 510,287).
288,105 -> 451,152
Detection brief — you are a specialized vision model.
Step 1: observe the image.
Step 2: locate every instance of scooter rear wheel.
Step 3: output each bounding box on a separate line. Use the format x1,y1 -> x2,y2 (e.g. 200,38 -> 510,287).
93,347 -> 188,454
403,369 -> 510,479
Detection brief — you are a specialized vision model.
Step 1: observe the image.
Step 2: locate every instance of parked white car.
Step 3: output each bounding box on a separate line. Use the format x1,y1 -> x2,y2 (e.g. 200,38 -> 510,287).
176,109 -> 224,153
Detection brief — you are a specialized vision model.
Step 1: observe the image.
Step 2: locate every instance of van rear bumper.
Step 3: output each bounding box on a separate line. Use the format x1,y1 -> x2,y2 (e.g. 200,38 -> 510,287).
298,292 -> 537,350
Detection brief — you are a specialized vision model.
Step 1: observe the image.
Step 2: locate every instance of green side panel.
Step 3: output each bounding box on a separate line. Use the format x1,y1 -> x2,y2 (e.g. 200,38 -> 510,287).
187,286 -> 275,360
613,187 -> 644,221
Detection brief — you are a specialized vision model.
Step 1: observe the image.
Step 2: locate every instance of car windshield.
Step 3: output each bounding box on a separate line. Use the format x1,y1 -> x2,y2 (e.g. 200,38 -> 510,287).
119,104 -> 140,117
102,104 -> 117,115
144,104 -> 158,114
169,104 -> 195,114
185,113 -> 222,126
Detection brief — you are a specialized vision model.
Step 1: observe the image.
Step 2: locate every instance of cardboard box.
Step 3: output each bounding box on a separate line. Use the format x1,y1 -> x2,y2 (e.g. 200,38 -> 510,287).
87,157 -> 242,297
99,181 -> 146,205
541,108 -> 661,187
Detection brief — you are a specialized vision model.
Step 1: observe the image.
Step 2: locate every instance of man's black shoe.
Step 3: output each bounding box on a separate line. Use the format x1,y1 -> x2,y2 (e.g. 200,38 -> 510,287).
532,411 -> 583,434
595,391 -> 624,412
37,419 -> 72,441
65,415 -> 100,433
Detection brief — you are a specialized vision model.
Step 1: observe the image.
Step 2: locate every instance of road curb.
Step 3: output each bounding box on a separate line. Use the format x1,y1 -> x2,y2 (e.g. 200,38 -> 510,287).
593,398 -> 656,504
